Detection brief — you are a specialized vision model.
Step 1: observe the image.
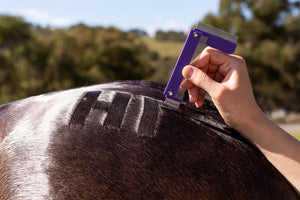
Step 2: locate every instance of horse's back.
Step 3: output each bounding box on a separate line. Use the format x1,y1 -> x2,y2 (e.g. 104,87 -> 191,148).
0,81 -> 298,200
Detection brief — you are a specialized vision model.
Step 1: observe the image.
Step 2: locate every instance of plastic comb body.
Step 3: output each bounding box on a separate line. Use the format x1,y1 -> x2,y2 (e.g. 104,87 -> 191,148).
163,23 -> 238,108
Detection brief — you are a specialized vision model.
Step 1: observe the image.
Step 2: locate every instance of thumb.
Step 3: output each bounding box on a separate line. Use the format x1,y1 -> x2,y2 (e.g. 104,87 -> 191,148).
182,65 -> 220,96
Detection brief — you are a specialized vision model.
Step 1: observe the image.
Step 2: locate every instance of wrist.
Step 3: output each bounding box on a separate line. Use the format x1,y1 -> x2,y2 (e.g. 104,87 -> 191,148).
234,105 -> 266,140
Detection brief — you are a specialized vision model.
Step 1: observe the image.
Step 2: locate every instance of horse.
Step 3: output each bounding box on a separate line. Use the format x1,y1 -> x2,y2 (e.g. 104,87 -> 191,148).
0,80 -> 299,200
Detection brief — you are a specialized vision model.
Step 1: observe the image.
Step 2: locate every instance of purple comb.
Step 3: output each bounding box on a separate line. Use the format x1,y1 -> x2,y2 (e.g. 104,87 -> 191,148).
163,23 -> 238,108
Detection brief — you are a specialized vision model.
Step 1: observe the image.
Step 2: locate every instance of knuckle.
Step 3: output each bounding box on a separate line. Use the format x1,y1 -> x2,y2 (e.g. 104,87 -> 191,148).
233,55 -> 246,66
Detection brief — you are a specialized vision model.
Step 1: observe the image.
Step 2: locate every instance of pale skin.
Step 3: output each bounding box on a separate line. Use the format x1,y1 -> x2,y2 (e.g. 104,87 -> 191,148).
181,47 -> 300,193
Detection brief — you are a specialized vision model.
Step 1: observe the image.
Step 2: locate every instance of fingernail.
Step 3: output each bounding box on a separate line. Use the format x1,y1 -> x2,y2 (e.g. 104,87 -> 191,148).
195,99 -> 203,108
189,94 -> 195,103
184,67 -> 194,79
195,102 -> 201,108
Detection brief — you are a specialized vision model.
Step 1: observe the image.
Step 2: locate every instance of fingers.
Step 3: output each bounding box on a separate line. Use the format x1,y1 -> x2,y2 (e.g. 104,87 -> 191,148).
187,86 -> 206,107
188,86 -> 199,103
194,47 -> 237,78
196,47 -> 227,68
180,79 -> 194,90
182,47 -> 246,108
195,91 -> 205,108
180,78 -> 206,108
182,65 -> 220,96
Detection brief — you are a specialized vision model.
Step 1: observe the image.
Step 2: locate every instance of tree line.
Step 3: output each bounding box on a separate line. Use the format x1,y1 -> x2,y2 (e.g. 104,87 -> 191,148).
0,0 -> 300,112
201,0 -> 300,111
0,17 -> 155,104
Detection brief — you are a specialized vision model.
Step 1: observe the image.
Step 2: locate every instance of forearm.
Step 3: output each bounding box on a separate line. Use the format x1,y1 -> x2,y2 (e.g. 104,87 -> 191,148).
238,108 -> 300,192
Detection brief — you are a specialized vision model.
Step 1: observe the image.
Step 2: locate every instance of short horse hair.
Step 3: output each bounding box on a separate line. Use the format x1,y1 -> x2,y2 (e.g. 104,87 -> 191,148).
0,80 -> 299,199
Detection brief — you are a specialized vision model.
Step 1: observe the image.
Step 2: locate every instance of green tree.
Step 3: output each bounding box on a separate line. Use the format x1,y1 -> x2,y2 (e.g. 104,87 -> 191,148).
201,0 -> 300,111
155,30 -> 186,42
0,15 -> 31,49
0,15 -> 34,103
0,17 -> 155,104
95,27 -> 154,80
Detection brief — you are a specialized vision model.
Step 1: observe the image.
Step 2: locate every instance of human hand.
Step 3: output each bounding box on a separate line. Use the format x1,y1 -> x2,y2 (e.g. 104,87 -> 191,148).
182,47 -> 300,193
182,47 -> 261,131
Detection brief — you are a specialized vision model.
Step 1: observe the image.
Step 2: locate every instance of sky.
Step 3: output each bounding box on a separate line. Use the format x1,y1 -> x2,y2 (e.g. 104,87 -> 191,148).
0,0 -> 220,36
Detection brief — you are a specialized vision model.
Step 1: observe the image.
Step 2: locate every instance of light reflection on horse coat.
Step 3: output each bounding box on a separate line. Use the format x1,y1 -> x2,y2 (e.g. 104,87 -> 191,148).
0,81 -> 299,200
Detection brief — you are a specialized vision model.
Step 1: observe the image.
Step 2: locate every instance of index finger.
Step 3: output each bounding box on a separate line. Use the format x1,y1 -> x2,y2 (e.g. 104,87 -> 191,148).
195,47 -> 241,78
196,47 -> 227,69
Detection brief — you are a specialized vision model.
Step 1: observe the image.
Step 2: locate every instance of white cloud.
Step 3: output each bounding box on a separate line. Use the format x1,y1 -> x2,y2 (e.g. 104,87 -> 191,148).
162,20 -> 190,33
145,26 -> 157,37
50,17 -> 72,27
19,9 -> 72,27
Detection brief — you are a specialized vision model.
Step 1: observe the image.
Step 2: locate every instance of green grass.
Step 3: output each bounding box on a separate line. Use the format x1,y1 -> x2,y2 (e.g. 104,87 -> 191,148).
292,134 -> 300,141
140,37 -> 184,57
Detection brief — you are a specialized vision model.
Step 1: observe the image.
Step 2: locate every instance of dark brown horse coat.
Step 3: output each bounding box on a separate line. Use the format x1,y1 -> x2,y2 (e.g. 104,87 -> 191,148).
0,81 -> 299,200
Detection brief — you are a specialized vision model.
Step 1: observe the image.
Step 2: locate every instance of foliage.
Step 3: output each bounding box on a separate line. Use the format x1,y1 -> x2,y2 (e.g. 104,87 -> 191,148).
0,18 -> 155,104
201,0 -> 300,111
155,30 -> 186,42
1,0 -> 300,112
128,29 -> 148,37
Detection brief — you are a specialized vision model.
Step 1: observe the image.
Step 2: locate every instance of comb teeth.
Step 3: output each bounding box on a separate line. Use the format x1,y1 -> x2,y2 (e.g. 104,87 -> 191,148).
197,23 -> 238,43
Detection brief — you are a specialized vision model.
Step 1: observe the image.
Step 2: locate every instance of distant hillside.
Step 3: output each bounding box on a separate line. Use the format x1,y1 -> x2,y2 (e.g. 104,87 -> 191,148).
140,37 -> 184,58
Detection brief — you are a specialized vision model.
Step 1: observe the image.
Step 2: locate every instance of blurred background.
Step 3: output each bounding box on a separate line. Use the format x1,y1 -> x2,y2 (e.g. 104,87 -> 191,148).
0,0 -> 300,134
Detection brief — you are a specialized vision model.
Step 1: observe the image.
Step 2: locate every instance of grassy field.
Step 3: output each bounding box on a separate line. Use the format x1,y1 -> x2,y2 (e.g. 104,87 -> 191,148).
292,134 -> 300,141
140,37 -> 184,57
